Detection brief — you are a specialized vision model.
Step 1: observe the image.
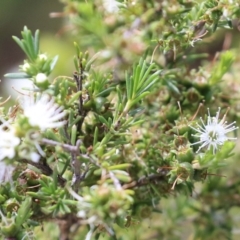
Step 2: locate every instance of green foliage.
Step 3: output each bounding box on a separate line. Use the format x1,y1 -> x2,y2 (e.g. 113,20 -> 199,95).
209,51 -> 235,84
5,26 -> 58,83
125,59 -> 161,112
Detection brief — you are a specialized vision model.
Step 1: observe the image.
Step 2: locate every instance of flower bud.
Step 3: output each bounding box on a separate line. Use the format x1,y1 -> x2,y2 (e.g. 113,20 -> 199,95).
174,118 -> 190,135
192,159 -> 201,170
138,205 -> 152,219
177,146 -> 194,163
159,105 -> 179,123
38,54 -> 48,61
4,199 -> 20,213
183,87 -> 202,105
94,97 -> 107,112
177,162 -> 194,181
192,75 -> 209,90
1,220 -> 19,237
35,73 -> 49,89
22,62 -> 30,72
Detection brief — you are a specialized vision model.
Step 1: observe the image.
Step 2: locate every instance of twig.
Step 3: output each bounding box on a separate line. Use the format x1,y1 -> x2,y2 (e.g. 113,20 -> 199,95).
40,138 -> 93,189
109,171 -> 122,191
0,95 -> 11,106
123,173 -> 167,189
71,140 -> 82,191
41,138 -> 83,189
40,138 -> 80,153
73,54 -> 90,134
21,159 -> 53,175
73,73 -> 82,117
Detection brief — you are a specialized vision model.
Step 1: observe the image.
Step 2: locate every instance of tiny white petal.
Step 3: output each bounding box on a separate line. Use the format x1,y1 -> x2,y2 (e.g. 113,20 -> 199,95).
190,108 -> 238,153
30,152 -> 41,163
103,0 -> 120,13
0,162 -> 15,184
0,123 -> 20,161
77,210 -> 86,218
21,94 -> 67,131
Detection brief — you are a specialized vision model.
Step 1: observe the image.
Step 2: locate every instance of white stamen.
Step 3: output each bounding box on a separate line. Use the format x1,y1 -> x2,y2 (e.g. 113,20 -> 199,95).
21,94 -> 67,131
189,108 -> 238,153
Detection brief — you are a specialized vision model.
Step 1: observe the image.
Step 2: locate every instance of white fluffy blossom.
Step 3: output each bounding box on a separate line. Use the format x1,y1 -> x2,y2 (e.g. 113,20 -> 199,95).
21,94 -> 67,131
103,0 -> 120,13
190,108 -> 238,153
0,162 -> 15,184
0,122 -> 20,161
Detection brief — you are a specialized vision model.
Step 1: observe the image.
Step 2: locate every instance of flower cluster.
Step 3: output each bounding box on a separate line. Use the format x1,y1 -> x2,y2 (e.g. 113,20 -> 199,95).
21,94 -> 66,131
0,94 -> 66,166
0,121 -> 20,161
190,108 -> 238,154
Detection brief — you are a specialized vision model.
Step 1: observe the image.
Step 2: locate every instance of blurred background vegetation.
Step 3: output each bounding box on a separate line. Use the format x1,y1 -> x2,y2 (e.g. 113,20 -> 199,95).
0,0 -> 74,98
1,1 -> 240,240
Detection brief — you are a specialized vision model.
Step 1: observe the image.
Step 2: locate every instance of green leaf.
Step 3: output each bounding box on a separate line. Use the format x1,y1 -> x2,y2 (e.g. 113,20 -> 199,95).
26,30 -> 37,60
125,72 -> 132,100
95,114 -> 109,127
4,73 -> 31,79
209,51 -> 235,84
15,197 -> 32,227
34,29 -> 40,54
96,87 -> 115,97
50,55 -> 59,71
12,36 -> 27,55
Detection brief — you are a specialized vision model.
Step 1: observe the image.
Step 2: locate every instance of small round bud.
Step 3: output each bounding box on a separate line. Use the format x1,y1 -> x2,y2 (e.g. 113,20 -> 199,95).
36,73 -> 47,83
38,54 -> 48,61
22,62 -> 30,72
177,162 -> 194,181
35,73 -> 49,89
174,118 -> 190,135
177,146 -> 194,163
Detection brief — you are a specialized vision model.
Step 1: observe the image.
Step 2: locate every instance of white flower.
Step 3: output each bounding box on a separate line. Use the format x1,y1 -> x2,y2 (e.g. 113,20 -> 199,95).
190,108 -> 238,153
103,0 -> 120,13
21,94 -> 67,131
0,122 -> 20,161
0,162 -> 15,184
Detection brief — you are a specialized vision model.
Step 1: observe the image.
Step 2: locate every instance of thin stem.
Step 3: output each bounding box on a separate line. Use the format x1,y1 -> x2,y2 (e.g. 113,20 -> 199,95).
73,73 -> 82,118
122,173 -> 167,189
73,57 -> 88,133
113,101 -> 131,129
71,140 -> 82,191
0,95 -> 11,106
109,171 -> 122,191
41,138 -> 83,190
40,138 -> 81,153
150,42 -> 160,64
